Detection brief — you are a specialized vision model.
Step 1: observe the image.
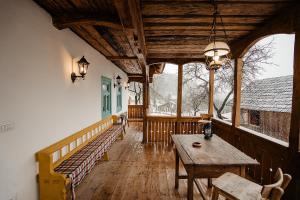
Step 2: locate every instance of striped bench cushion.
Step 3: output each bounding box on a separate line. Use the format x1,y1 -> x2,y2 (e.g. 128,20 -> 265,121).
54,124 -> 123,199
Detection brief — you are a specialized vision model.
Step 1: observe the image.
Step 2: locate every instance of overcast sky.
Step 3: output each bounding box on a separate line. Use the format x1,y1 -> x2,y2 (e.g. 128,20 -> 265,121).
257,34 -> 294,79
163,34 -> 295,79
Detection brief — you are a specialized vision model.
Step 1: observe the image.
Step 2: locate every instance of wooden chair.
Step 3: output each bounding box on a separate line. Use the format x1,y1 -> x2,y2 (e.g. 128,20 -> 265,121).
211,168 -> 292,200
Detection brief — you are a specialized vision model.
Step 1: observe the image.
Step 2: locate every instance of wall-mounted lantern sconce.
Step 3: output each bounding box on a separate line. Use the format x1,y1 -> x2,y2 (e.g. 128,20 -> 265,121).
71,56 -> 90,83
114,75 -> 122,88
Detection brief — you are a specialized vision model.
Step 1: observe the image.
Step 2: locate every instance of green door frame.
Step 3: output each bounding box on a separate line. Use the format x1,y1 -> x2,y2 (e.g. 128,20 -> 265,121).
101,76 -> 112,119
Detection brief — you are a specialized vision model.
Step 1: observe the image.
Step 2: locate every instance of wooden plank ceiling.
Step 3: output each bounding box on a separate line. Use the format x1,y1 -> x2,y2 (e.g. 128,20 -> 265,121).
34,0 -> 296,76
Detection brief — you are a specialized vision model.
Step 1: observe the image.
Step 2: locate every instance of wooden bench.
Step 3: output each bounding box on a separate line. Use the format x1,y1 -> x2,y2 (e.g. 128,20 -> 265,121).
36,115 -> 124,200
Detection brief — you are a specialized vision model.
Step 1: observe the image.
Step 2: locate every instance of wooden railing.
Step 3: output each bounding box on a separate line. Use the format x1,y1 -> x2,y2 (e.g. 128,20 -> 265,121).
212,118 -> 290,187
128,105 -> 143,120
146,116 -> 204,144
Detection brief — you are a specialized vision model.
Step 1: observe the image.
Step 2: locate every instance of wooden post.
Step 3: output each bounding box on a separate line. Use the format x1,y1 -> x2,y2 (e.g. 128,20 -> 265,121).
175,64 -> 183,134
290,31 -> 300,152
177,64 -> 183,118
232,58 -> 243,127
208,70 -> 214,116
287,29 -> 300,200
142,75 -> 149,143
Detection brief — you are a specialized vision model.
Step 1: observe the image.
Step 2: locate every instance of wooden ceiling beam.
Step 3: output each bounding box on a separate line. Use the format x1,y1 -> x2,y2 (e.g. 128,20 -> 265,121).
147,44 -> 205,52
128,0 -> 147,57
106,56 -> 138,60
146,35 -> 235,41
127,73 -> 144,84
82,25 -> 119,56
128,76 -> 145,83
142,2 -> 290,16
71,25 -> 112,56
114,0 -> 147,74
52,15 -> 122,30
117,59 -> 143,74
142,0 -> 293,3
145,22 -> 261,27
147,53 -> 205,59
146,57 -> 205,65
144,30 -> 250,37
143,15 -> 268,24
144,25 -> 258,31
146,41 -> 212,46
128,0 -> 148,74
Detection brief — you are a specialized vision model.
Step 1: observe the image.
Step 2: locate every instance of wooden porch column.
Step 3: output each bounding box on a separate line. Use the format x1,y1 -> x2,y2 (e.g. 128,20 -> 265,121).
232,58 -> 243,127
290,30 -> 300,152
142,75 -> 149,143
177,64 -> 183,118
208,70 -> 214,116
287,28 -> 300,200
175,64 -> 183,134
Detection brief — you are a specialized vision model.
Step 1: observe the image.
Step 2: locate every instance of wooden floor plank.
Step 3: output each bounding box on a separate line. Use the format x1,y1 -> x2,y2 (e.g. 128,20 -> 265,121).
76,125 -> 206,200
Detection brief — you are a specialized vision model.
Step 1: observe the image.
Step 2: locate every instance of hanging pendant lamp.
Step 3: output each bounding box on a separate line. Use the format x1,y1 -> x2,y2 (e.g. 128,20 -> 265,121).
204,1 -> 231,71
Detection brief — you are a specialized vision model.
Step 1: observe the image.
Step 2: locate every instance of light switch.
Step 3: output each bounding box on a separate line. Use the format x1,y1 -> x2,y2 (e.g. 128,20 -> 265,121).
0,121 -> 14,133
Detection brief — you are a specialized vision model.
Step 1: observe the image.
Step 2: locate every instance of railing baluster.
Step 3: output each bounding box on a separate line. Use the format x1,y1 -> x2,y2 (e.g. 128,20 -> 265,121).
144,116 -> 203,144
154,121 -> 157,142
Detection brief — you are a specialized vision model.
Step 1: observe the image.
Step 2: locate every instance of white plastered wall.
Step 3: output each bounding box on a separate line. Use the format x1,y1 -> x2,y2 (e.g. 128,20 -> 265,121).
0,0 -> 128,199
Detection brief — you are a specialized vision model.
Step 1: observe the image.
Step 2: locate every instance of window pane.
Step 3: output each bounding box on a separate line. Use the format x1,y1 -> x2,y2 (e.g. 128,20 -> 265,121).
240,34 -> 294,143
182,63 -> 209,116
149,64 -> 178,116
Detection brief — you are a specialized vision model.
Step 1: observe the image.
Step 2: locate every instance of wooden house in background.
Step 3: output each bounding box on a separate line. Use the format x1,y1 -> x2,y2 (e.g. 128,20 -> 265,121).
240,75 -> 293,142
157,101 -> 177,115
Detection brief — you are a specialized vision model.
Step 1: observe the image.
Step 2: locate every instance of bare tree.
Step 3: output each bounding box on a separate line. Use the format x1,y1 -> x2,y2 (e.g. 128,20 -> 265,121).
183,39 -> 276,119
128,82 -> 142,105
189,86 -> 208,116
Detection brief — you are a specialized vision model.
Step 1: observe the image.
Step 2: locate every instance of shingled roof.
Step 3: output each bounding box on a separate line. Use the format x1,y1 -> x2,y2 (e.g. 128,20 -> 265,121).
239,75 -> 293,113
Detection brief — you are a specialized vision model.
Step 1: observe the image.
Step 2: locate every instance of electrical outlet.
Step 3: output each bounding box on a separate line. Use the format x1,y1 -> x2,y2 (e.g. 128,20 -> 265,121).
0,121 -> 14,133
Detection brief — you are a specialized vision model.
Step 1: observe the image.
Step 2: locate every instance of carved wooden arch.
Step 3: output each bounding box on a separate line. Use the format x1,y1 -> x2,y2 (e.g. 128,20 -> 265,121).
149,63 -> 165,83
230,4 -> 300,148
231,5 -> 300,58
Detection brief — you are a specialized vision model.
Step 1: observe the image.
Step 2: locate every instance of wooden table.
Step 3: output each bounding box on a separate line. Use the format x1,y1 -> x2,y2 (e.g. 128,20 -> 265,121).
172,134 -> 259,200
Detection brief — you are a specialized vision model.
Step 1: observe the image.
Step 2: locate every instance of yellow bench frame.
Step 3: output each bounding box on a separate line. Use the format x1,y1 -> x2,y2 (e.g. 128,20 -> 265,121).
36,115 -> 121,200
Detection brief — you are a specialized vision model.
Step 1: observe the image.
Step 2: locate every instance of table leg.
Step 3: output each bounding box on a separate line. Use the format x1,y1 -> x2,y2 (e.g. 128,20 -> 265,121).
240,166 -> 246,177
208,178 -> 212,188
187,169 -> 194,200
211,187 -> 219,200
175,149 -> 179,189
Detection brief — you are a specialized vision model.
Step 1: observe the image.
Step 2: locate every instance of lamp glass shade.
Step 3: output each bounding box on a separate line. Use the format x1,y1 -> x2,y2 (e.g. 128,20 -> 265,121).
77,56 -> 90,76
204,41 -> 230,57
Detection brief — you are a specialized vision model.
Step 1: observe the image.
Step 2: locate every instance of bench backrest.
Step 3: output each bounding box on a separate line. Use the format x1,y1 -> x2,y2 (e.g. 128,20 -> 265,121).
36,115 -> 117,176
